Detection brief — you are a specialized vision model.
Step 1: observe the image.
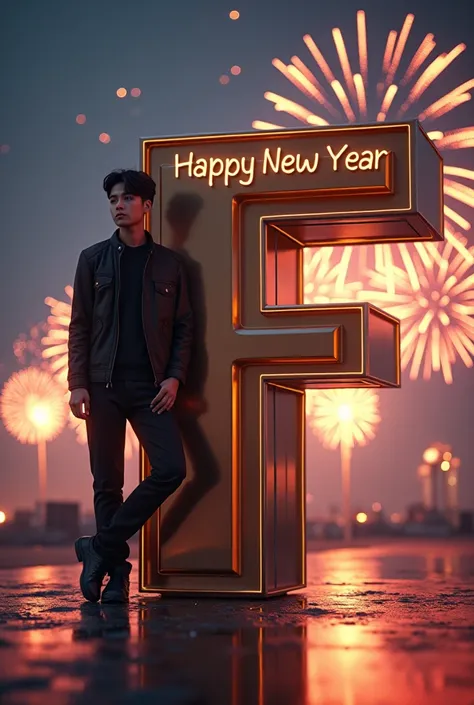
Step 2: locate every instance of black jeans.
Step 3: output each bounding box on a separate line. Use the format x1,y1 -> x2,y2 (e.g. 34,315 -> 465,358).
86,381 -> 186,564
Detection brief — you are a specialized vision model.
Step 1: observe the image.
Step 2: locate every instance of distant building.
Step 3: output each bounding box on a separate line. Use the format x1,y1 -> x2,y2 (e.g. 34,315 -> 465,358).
45,502 -> 80,541
405,502 -> 452,536
459,511 -> 474,535
13,509 -> 34,530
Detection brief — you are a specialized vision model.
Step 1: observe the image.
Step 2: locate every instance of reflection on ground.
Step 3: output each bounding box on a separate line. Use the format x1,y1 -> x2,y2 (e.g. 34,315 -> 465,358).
0,539 -> 473,705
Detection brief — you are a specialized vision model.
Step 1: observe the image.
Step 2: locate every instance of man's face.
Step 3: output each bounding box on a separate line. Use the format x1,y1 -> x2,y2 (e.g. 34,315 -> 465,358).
109,183 -> 151,227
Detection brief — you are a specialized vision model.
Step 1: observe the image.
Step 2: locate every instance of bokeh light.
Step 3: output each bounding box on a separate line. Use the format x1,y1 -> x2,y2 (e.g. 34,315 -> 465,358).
441,460 -> 451,471
356,512 -> 368,524
131,87 -> 141,98
0,511 -> 5,524
229,10 -> 240,20
372,502 -> 382,512
75,114 -> 86,125
219,75 -> 230,85
418,464 -> 431,478
116,87 -> 127,98
423,446 -> 441,464
99,133 -> 111,144
230,65 -> 241,75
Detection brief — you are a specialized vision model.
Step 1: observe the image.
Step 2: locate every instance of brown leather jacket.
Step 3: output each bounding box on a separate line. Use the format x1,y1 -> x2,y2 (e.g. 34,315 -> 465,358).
67,231 -> 193,390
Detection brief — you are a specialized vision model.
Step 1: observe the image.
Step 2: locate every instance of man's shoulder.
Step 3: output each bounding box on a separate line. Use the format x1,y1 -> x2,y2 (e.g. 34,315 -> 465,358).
80,238 -> 111,262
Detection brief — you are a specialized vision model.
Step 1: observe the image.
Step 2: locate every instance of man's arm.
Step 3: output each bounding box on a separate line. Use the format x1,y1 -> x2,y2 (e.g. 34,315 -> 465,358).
165,261 -> 193,385
68,251 -> 93,391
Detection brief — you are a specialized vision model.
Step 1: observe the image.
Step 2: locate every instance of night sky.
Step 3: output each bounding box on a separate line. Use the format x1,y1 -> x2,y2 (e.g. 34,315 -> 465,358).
1,0 -> 474,519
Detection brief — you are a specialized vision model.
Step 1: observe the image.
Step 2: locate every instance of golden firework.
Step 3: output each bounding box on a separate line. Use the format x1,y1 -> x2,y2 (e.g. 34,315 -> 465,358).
303,247 -> 362,303
307,388 -> 381,449
253,10 -> 473,239
1,368 -> 67,507
255,11 -> 474,381
357,237 -> 474,384
307,387 -> 380,541
0,368 -> 66,445
42,286 -> 139,457
41,285 -> 73,386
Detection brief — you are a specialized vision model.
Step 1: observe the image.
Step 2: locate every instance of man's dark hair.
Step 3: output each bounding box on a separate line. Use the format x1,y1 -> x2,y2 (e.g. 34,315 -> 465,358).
103,169 -> 156,204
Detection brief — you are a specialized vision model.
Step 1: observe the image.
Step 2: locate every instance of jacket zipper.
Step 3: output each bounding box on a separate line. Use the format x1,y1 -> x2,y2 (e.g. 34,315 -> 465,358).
107,245 -> 123,387
142,250 -> 158,386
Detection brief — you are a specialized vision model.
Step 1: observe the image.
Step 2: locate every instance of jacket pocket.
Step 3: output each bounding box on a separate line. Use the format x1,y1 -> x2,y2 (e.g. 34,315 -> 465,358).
94,274 -> 113,291
153,280 -> 176,319
154,281 -> 175,297
93,274 -> 114,322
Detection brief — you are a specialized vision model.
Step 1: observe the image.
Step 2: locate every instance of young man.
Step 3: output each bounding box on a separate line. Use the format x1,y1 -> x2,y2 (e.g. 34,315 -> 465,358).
68,169 -> 192,604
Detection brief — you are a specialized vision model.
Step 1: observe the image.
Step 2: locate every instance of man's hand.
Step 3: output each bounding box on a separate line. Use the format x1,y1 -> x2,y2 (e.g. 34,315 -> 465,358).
150,378 -> 179,414
69,388 -> 90,419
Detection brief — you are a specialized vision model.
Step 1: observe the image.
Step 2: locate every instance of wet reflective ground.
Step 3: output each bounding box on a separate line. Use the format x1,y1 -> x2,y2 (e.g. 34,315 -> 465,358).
1,539 -> 473,705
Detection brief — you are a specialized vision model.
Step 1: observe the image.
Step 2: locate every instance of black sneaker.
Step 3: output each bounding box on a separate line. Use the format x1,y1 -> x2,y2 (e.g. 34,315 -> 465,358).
74,536 -> 108,603
101,561 -> 132,604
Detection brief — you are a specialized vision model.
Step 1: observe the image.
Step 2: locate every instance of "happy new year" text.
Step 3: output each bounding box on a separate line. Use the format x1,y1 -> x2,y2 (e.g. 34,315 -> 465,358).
174,144 -> 389,187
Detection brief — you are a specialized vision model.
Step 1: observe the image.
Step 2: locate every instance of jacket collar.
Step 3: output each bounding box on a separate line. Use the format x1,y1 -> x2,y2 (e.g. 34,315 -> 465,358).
110,229 -> 154,252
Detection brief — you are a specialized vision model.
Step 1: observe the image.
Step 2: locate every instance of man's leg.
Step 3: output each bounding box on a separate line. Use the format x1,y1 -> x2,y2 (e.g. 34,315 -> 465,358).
86,383 -> 128,561
92,382 -> 186,563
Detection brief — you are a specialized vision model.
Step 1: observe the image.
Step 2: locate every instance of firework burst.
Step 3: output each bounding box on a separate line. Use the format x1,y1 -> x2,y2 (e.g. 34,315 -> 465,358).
357,236 -> 474,384
307,387 -> 380,541
254,11 -> 474,380
41,286 -> 73,386
303,247 -> 363,303
0,368 -> 66,445
253,11 -> 474,240
42,286 -> 139,456
13,322 -> 49,370
307,388 -> 381,449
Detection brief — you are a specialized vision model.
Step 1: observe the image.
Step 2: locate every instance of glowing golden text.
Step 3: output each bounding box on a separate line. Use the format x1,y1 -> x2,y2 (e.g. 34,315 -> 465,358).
174,145 -> 390,187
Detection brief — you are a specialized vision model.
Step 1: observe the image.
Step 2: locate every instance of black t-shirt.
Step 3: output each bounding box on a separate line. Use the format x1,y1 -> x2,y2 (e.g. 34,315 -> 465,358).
112,243 -> 155,382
